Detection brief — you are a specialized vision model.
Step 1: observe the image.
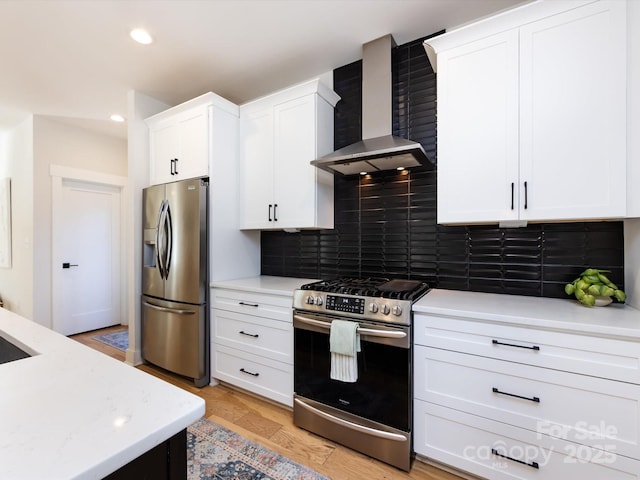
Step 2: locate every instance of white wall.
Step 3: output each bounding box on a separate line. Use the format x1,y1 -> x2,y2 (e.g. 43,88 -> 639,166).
31,116 -> 127,327
125,91 -> 169,366
0,117 -> 34,318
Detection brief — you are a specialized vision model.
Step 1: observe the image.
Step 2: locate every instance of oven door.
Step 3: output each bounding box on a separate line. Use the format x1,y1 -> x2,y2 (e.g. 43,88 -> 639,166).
293,311 -> 411,432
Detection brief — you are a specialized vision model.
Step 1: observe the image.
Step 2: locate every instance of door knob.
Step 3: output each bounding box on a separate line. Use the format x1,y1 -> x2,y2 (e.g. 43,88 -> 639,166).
62,263 -> 79,269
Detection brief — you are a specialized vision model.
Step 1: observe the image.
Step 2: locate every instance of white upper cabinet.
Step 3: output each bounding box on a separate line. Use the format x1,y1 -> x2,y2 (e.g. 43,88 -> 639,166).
426,0 -> 627,225
146,92 -> 238,185
239,79 -> 340,230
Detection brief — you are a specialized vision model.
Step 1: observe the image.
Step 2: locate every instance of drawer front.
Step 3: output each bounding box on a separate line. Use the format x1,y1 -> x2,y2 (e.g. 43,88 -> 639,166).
211,288 -> 292,322
212,309 -> 292,364
414,314 -> 640,384
213,344 -> 293,407
415,346 -> 640,459
414,401 -> 640,480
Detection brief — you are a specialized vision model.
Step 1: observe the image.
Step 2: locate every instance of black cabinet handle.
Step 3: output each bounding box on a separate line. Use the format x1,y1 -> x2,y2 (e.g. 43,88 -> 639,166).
524,181 -> 528,209
268,204 -> 273,221
240,368 -> 259,377
511,182 -> 514,210
170,158 -> 179,175
273,203 -> 278,221
492,339 -> 540,351
62,262 -> 79,269
492,448 -> 539,469
239,301 -> 259,307
239,330 -> 259,338
492,387 -> 540,403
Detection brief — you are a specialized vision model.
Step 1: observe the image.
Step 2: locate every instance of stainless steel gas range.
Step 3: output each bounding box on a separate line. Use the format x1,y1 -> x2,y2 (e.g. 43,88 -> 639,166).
292,277 -> 429,471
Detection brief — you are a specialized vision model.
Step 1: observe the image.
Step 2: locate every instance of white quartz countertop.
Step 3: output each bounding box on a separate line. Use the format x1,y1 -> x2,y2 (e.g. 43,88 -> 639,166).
210,275 -> 319,296
0,308 -> 205,480
414,289 -> 640,340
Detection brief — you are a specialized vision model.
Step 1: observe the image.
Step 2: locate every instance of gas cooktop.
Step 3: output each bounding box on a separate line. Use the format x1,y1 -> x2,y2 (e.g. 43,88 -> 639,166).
300,277 -> 430,301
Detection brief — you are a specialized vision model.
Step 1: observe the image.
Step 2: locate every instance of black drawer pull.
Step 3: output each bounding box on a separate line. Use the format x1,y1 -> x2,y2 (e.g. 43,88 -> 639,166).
492,387 -> 540,403
239,302 -> 259,307
239,330 -> 259,338
240,368 -> 259,377
492,448 -> 539,469
492,339 -> 540,351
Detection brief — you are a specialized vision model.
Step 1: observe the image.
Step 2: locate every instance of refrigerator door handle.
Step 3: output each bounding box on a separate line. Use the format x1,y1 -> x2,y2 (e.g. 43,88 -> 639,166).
164,202 -> 173,278
155,201 -> 166,279
157,200 -> 170,279
142,300 -> 196,315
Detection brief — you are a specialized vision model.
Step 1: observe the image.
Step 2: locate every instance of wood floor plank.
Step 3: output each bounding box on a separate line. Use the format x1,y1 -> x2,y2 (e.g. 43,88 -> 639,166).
71,327 -> 467,480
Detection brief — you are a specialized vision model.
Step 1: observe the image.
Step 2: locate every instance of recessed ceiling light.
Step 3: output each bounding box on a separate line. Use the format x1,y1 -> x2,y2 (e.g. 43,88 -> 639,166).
110,114 -> 125,122
130,28 -> 153,45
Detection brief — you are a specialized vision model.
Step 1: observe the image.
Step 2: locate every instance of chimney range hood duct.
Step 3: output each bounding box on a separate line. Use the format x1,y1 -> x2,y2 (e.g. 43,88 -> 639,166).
312,34 -> 430,175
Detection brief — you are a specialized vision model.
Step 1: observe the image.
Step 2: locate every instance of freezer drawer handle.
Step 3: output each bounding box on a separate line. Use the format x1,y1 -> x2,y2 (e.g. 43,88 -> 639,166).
239,302 -> 259,308
492,448 -> 539,469
492,339 -> 540,351
239,330 -> 259,338
239,368 -> 259,377
492,387 -> 540,403
142,301 -> 196,315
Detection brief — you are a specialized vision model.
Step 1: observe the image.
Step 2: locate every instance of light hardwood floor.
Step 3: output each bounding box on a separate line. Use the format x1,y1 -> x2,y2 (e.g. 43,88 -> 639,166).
72,326 -> 466,480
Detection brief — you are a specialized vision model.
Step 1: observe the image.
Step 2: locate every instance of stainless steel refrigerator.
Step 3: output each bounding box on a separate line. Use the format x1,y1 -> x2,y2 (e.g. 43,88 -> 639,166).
142,177 -> 209,387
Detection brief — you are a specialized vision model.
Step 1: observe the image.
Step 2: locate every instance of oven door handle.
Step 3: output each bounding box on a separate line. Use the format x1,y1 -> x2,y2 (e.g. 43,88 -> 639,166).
293,314 -> 407,339
294,398 -> 408,443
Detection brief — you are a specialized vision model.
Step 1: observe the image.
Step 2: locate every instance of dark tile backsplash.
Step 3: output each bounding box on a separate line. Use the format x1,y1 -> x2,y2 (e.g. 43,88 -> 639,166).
260,35 -> 625,299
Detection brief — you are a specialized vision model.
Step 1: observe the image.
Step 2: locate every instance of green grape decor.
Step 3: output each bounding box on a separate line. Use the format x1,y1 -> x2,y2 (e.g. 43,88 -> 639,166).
564,269 -> 626,307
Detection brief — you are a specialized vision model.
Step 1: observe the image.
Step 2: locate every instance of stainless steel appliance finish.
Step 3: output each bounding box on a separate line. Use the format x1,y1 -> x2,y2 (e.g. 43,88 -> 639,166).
311,35 -> 430,175
142,177 -> 209,387
292,277 -> 428,471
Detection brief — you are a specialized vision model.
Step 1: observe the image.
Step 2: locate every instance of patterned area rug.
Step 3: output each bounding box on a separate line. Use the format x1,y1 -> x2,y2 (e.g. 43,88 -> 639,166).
187,418 -> 329,480
92,330 -> 128,351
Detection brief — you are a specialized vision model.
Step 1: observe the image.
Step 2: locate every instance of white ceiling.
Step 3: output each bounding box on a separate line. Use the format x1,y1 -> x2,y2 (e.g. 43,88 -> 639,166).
0,0 -> 527,139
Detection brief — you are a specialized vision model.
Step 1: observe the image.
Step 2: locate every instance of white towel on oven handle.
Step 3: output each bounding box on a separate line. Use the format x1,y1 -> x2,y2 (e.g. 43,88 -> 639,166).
329,320 -> 360,383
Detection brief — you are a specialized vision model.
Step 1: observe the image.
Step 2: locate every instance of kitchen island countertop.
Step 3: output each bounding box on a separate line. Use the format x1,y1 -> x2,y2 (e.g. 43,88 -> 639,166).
210,275 -> 319,296
414,288 -> 640,340
0,308 -> 204,479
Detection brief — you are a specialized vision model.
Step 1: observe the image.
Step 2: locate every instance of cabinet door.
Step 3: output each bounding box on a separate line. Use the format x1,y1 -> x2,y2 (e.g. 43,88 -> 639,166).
273,94 -> 318,229
437,30 -> 520,224
240,108 -> 274,229
149,105 -> 210,185
149,120 -> 178,185
519,1 -> 626,221
174,105 -> 210,181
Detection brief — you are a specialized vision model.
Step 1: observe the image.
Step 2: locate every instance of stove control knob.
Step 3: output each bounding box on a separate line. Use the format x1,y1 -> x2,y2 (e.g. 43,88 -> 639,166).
314,296 -> 323,306
369,303 -> 379,313
392,305 -> 402,316
306,295 -> 315,305
381,304 -> 390,315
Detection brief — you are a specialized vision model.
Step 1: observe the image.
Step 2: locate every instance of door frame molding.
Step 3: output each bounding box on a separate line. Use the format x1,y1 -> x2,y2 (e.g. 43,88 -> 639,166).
50,165 -> 128,333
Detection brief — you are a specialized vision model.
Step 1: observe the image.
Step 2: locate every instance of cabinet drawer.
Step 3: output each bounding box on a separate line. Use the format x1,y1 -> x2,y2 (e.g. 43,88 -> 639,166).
415,346 -> 640,459
212,309 -> 292,364
414,401 -> 640,480
414,314 -> 640,384
211,288 -> 293,322
212,344 -> 292,407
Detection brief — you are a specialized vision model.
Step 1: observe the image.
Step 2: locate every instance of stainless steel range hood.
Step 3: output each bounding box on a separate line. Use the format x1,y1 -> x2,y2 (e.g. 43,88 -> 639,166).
312,35 -> 430,175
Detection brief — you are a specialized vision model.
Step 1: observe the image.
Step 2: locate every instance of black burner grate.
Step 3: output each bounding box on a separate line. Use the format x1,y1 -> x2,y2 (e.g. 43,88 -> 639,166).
301,277 -> 429,302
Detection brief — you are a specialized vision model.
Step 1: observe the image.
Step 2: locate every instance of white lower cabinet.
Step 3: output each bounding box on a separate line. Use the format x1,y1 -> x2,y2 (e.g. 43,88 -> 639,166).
415,402 -> 640,480
211,284 -> 296,406
414,312 -> 640,479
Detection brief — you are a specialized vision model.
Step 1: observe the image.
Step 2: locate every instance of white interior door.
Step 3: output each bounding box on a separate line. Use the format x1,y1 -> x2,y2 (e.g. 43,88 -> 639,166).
53,179 -> 121,336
